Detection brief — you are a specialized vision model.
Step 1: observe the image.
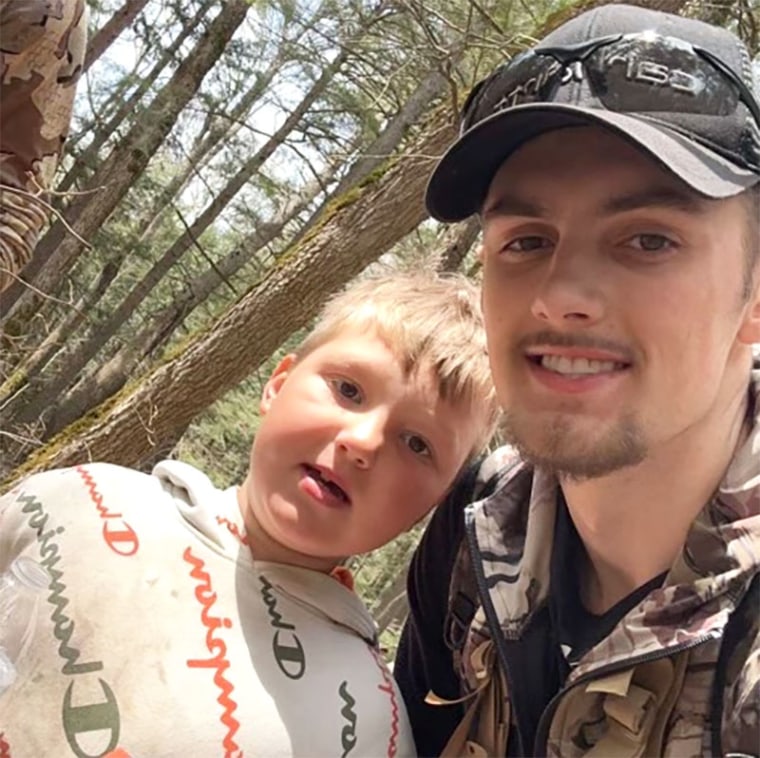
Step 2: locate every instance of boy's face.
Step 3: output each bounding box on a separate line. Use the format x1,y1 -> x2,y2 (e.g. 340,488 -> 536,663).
478,126 -> 760,479
242,330 -> 481,564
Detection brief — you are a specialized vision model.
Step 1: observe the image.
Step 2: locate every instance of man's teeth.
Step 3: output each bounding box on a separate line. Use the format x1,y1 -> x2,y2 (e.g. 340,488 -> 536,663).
540,355 -> 621,375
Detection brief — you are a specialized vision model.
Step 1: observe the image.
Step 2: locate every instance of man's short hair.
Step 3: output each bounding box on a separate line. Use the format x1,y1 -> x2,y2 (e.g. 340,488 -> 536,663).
297,271 -> 501,454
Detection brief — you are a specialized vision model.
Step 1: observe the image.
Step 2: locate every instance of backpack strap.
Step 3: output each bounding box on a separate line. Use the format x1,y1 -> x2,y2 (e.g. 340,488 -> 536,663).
436,640 -> 511,758
710,571 -> 760,757
442,458 -> 505,675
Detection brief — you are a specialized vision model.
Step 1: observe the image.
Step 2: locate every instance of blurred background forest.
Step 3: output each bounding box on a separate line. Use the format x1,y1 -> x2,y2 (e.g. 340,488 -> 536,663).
1,0 -> 758,655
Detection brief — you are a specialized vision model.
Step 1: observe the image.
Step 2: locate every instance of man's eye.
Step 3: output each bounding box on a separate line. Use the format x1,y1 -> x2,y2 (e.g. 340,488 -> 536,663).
402,432 -> 431,458
332,379 -> 362,404
503,236 -> 550,253
628,234 -> 677,252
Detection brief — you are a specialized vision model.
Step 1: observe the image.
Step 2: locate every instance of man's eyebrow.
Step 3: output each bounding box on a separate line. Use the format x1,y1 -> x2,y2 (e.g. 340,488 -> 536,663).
601,187 -> 708,215
481,194 -> 548,219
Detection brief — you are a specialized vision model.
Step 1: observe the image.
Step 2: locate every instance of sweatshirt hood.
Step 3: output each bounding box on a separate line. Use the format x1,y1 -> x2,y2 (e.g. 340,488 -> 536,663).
152,459 -> 379,644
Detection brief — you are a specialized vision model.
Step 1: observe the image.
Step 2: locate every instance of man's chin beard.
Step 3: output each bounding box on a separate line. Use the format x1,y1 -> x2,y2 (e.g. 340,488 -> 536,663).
502,411 -> 647,480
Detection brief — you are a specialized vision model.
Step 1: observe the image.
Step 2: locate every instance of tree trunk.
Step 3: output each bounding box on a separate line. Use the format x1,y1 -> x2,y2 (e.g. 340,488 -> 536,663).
19,58 -> 450,433
4,47 -> 353,429
2,106 -> 456,481
373,567 -> 410,636
58,0 -> 216,195
83,0 -> 151,72
132,48 -> 286,246
433,218 -> 481,273
0,0 -> 241,324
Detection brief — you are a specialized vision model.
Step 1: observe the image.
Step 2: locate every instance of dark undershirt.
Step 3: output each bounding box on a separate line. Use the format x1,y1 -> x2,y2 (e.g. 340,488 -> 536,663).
503,495 -> 667,755
393,486 -> 667,757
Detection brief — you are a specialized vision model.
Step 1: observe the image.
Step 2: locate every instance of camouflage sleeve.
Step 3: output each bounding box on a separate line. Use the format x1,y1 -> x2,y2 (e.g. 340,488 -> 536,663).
0,0 -> 87,292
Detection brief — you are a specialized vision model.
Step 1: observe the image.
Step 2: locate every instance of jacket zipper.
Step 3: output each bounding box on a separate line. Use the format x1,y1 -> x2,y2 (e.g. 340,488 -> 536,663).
463,510 -> 716,756
463,508 -> 529,754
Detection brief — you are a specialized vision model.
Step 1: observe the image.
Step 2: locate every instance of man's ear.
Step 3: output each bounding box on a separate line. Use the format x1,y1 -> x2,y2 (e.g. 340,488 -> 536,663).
260,354 -> 297,414
738,278 -> 760,346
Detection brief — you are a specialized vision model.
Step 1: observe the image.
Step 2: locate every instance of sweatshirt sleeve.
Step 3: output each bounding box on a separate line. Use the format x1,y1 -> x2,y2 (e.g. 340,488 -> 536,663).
393,473 -> 469,757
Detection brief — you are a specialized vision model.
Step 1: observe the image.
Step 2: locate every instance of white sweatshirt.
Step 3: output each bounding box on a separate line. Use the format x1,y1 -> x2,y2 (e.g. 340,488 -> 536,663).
0,461 -> 414,758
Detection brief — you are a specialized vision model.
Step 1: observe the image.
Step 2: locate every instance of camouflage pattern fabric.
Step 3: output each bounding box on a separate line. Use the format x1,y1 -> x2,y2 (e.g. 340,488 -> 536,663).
451,374 -> 760,756
0,0 -> 86,292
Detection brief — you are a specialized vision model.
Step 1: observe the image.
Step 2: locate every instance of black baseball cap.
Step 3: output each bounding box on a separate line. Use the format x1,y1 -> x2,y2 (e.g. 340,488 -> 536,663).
426,4 -> 760,222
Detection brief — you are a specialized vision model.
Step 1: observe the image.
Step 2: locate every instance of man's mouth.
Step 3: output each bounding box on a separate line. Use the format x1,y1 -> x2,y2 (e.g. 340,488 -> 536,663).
302,464 -> 350,504
534,354 -> 628,375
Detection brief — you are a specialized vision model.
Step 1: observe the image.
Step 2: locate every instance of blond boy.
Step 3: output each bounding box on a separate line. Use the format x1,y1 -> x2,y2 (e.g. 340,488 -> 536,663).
0,271 -> 498,758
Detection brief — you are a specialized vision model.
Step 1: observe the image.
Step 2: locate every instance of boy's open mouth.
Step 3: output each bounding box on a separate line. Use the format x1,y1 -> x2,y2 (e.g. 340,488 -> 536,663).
302,464 -> 350,504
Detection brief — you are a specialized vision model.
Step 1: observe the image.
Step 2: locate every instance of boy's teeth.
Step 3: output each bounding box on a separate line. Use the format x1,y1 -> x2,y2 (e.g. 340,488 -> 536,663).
540,355 -> 619,375
310,467 -> 348,502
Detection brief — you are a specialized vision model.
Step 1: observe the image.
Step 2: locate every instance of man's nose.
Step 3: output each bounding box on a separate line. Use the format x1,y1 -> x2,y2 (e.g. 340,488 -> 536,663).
336,412 -> 386,468
530,241 -> 606,327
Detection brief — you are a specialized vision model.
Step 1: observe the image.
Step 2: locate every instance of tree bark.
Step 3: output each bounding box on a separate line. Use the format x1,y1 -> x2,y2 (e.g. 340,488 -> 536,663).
3,48 -> 353,429
2,106 -> 455,481
433,218 -> 481,273
58,0 -> 216,195
83,0 -> 151,72
0,0 -> 243,324
21,60 -> 451,435
373,566 -> 410,635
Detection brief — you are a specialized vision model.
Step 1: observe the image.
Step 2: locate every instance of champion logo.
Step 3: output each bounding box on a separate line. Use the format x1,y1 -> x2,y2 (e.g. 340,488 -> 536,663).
338,681 -> 358,757
183,546 -> 243,758
18,492 -> 121,755
76,466 -> 140,557
216,516 -> 249,546
369,647 -> 399,758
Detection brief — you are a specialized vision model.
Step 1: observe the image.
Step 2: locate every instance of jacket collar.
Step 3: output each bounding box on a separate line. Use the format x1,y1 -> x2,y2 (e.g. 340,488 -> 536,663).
468,375 -> 760,664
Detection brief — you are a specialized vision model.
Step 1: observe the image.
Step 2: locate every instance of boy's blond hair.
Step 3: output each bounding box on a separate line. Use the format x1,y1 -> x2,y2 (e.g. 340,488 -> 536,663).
296,271 -> 500,455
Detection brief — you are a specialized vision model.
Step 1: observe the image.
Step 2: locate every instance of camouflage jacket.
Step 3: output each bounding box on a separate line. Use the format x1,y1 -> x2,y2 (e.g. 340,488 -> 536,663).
0,0 -> 86,291
451,382 -> 760,757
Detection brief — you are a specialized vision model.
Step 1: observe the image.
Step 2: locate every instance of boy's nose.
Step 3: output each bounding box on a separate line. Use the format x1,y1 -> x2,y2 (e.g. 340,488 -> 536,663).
336,413 -> 386,468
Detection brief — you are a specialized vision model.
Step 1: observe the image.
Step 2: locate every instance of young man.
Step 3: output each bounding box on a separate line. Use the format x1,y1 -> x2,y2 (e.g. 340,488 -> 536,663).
0,272 -> 500,757
395,5 -> 760,757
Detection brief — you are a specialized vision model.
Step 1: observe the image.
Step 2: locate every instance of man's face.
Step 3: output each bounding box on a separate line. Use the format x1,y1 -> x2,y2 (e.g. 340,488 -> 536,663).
479,126 -> 760,479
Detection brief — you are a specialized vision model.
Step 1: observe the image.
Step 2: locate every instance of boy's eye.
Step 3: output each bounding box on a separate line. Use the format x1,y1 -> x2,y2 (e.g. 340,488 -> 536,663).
331,378 -> 362,404
402,432 -> 431,458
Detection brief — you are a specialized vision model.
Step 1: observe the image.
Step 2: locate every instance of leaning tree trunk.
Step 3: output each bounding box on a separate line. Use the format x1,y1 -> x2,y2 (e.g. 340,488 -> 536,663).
82,0 -> 151,72
2,46 -> 352,429
35,168 -> 334,438
26,61 -> 451,434
432,218 -> 481,273
58,0 -> 216,194
132,46 -> 286,246
1,104 -> 456,484
373,567 -> 411,636
0,0 -> 245,325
